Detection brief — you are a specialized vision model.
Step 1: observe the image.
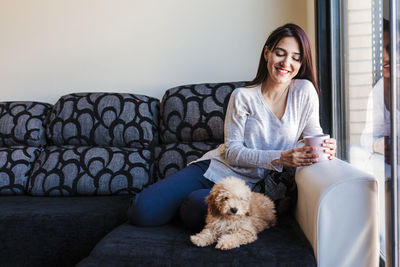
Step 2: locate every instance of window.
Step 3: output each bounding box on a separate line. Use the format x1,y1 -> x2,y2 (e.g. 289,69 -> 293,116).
320,0 -> 400,264
342,0 -> 387,261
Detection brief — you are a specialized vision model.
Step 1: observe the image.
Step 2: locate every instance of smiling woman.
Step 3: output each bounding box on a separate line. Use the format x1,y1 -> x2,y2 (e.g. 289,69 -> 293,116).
262,37 -> 302,119
247,24 -> 319,94
127,23 -> 337,232
264,38 -> 302,86
245,23 -> 336,167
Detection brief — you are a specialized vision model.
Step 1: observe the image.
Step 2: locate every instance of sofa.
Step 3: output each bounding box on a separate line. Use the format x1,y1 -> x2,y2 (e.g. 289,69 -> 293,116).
0,82 -> 379,267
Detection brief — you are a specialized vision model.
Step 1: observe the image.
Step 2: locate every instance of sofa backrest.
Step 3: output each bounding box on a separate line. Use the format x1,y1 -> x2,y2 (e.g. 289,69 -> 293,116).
0,102 -> 52,147
46,93 -> 159,148
0,101 -> 51,195
29,93 -> 159,196
155,82 -> 246,180
159,82 -> 246,144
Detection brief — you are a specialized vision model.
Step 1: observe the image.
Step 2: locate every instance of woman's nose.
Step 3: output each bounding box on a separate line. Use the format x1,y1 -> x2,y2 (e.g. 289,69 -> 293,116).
281,56 -> 290,67
383,48 -> 389,61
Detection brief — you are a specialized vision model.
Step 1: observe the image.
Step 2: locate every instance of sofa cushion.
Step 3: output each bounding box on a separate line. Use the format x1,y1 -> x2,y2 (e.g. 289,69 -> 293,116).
28,146 -> 153,196
155,142 -> 219,181
0,146 -> 41,195
160,82 -> 246,143
76,214 -> 316,267
0,101 -> 51,147
0,195 -> 129,267
47,93 -> 159,148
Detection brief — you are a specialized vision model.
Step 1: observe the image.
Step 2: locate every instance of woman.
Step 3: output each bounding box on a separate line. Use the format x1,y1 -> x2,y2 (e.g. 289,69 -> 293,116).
128,23 -> 337,232
361,19 -> 390,156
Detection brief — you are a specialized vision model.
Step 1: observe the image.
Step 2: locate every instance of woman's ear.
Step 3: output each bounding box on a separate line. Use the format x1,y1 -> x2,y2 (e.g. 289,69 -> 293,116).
263,46 -> 270,61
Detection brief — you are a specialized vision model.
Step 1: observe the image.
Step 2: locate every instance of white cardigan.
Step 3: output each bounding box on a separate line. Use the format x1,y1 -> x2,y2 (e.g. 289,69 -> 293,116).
194,79 -> 323,185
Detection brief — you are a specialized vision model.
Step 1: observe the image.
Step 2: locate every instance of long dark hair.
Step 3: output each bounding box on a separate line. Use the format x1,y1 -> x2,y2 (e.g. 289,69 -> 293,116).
384,18 -> 389,32
247,23 -> 319,95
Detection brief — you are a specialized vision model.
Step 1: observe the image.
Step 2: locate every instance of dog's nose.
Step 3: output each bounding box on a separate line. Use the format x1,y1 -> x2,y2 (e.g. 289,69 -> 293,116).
230,208 -> 237,214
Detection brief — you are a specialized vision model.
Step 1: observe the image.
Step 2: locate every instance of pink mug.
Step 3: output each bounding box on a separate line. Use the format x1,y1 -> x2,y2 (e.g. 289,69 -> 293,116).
296,134 -> 330,161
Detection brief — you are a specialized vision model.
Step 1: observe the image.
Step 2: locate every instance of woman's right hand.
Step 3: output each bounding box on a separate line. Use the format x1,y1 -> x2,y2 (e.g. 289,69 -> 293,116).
373,137 -> 385,154
279,146 -> 319,167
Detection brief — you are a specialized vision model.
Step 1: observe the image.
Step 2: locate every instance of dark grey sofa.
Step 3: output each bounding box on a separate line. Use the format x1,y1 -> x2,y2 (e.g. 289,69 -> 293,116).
0,83 -> 317,267
0,195 -> 129,267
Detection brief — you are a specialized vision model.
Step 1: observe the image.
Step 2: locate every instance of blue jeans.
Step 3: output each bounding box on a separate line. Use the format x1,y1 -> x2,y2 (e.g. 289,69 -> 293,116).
127,160 -> 213,232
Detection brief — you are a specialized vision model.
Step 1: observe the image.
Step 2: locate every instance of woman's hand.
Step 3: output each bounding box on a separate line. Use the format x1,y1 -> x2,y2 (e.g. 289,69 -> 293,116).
373,137 -> 385,154
279,146 -> 319,167
322,138 -> 336,160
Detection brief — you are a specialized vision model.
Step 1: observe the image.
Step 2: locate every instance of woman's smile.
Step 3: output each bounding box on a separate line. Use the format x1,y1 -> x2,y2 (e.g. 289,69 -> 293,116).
275,66 -> 291,75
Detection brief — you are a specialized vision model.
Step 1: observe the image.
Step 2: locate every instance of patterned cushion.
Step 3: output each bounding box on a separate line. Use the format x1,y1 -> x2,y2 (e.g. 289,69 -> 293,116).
47,93 -> 159,148
155,142 -> 219,181
0,146 -> 41,195
0,102 -> 52,147
28,146 -> 154,196
160,82 -> 246,143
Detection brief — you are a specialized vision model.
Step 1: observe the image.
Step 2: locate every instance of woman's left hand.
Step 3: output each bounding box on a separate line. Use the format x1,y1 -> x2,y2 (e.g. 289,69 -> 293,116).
322,138 -> 336,160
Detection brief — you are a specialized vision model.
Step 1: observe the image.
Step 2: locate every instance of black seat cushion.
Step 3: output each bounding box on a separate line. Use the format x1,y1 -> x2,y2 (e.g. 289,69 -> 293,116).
77,213 -> 316,267
0,195 -> 130,267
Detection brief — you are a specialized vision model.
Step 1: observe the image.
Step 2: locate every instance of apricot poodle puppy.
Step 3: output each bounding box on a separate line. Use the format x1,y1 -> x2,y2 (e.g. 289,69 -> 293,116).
190,176 -> 276,250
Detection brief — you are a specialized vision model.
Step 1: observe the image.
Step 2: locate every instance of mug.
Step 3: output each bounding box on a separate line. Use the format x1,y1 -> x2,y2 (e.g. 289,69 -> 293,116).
296,134 -> 330,161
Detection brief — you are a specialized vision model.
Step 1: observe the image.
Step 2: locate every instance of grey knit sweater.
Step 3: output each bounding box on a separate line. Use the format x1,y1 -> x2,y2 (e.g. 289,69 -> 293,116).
194,79 -> 323,185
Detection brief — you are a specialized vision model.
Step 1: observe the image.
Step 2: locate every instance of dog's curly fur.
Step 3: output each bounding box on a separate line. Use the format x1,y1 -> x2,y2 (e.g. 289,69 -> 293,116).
190,176 -> 276,250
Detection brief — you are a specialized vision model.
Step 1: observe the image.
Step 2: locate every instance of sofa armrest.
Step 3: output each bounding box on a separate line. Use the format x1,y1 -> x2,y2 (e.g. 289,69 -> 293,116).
295,158 -> 379,267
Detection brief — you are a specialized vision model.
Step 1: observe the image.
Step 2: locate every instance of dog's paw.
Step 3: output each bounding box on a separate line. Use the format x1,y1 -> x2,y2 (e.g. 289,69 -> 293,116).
190,234 -> 212,247
215,237 -> 240,250
215,241 -> 239,250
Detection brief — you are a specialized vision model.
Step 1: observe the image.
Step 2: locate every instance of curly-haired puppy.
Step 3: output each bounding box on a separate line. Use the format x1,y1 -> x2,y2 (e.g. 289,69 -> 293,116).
190,176 -> 276,250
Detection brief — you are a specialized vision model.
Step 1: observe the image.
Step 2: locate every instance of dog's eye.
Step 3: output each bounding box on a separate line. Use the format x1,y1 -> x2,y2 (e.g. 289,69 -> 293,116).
224,197 -> 228,200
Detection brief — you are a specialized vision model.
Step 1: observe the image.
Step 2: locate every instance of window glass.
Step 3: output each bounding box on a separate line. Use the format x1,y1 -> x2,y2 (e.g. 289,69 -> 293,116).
384,0 -> 400,264
343,0 -> 386,258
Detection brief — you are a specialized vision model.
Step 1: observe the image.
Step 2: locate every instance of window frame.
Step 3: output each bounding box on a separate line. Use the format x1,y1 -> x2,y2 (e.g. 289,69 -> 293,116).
315,0 -> 346,159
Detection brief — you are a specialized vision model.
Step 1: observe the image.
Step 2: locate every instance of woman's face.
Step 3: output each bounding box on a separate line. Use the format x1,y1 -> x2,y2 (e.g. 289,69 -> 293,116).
383,30 -> 390,79
264,36 -> 302,86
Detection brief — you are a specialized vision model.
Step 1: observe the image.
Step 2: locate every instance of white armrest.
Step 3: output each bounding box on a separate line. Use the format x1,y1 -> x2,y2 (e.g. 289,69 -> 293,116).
295,158 -> 379,267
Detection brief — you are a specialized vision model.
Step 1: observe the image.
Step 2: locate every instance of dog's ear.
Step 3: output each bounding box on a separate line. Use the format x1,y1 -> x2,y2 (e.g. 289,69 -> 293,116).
206,190 -> 220,217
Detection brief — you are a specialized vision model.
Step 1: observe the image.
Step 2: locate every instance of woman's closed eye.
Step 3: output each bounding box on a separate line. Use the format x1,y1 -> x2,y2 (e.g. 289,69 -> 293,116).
275,51 -> 301,62
275,51 -> 286,57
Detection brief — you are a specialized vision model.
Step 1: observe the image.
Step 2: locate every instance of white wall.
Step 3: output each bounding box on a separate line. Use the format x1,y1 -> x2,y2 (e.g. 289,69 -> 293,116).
0,0 -> 313,103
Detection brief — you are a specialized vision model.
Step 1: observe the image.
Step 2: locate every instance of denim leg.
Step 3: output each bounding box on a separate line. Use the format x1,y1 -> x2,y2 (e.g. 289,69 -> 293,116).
180,189 -> 210,233
127,161 -> 213,226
